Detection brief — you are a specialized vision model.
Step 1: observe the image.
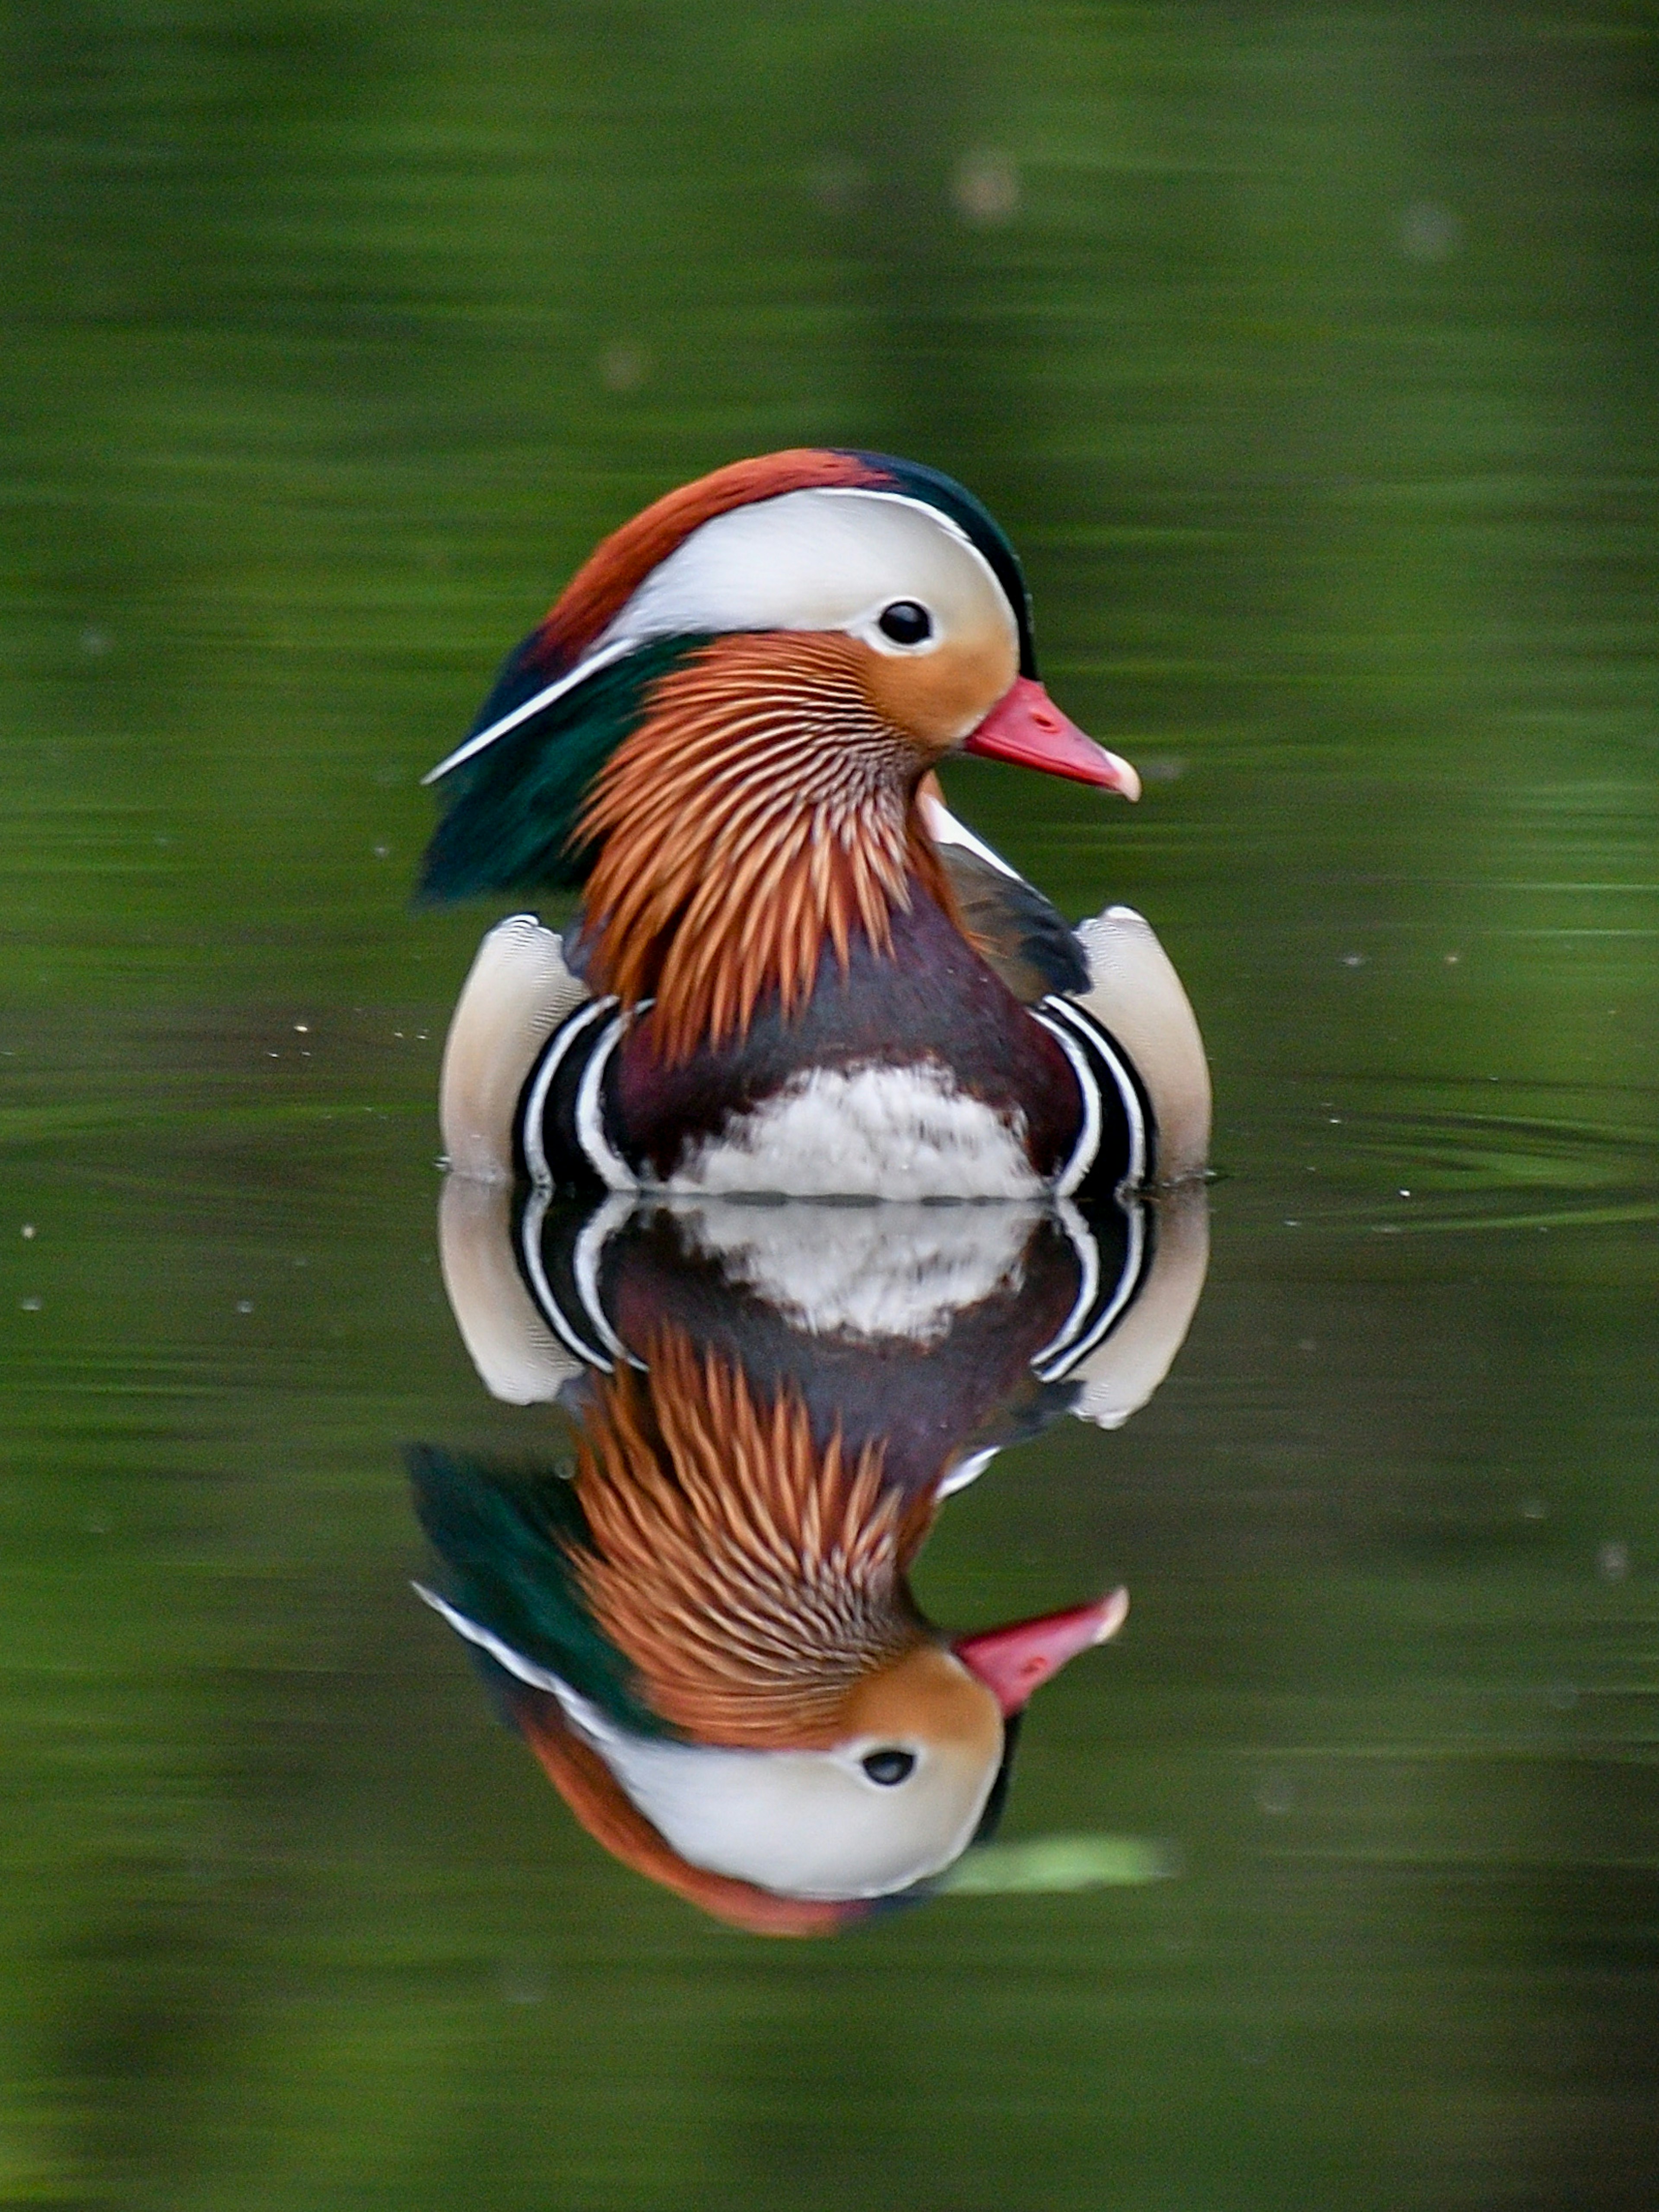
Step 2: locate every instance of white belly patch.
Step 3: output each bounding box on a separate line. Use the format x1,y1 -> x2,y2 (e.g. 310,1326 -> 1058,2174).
667,1062 -> 1042,1201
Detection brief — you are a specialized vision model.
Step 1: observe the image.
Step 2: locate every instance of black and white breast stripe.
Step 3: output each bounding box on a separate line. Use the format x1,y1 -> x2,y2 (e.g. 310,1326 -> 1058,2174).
509,1175 -> 1147,1410
509,1185 -> 639,1375
513,988 -> 1151,1198
514,997 -> 637,1191
1032,995 -> 1151,1198
1029,1195 -> 1152,1383
508,1169 -> 1146,1408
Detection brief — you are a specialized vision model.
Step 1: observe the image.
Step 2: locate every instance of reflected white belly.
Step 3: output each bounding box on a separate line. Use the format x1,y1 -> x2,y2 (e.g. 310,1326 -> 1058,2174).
674,1197 -> 1039,1343
667,1062 -> 1041,1201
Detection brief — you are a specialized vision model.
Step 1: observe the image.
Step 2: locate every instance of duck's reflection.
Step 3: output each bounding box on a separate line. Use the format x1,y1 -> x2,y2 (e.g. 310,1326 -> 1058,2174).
414,1186 -> 1206,1934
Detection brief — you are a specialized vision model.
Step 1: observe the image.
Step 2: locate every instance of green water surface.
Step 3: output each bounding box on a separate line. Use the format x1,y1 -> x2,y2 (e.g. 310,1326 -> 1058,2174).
3,4 -> 1657,2207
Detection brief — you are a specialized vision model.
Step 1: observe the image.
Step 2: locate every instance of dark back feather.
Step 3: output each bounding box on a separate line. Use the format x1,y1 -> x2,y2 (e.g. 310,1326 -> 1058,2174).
936,845 -> 1090,1001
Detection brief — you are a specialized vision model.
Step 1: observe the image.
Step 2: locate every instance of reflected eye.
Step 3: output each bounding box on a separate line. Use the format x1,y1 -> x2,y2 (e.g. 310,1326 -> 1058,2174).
861,1748 -> 916,1786
877,601 -> 933,646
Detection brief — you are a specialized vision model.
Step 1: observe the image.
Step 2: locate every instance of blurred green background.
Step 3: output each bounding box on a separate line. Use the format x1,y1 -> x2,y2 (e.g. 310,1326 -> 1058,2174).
3,3 -> 1658,2206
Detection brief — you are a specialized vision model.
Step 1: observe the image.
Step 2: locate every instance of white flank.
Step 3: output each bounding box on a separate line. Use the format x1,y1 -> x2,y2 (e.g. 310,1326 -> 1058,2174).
671,1197 -> 1037,1343
440,914 -> 589,1181
1068,1179 -> 1211,1430
670,1063 -> 1041,1201
1072,905 -> 1211,1184
436,1176 -> 582,1404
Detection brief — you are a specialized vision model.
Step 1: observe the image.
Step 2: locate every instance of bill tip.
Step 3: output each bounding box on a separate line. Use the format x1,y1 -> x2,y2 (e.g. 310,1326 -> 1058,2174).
1092,1587 -> 1131,1643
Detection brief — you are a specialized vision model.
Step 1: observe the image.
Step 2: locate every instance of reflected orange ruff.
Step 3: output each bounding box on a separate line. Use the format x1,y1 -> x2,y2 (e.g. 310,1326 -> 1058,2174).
572,1326 -> 935,1749
578,634 -> 961,1065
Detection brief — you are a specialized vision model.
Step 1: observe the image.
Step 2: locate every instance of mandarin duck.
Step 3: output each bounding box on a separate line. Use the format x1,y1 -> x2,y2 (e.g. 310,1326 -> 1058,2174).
415,1186 -> 1209,1932
421,450 -> 1209,1200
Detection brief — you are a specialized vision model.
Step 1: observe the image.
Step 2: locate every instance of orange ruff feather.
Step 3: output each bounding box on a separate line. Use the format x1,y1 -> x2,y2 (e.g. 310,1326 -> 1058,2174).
572,1327 -> 936,1750
537,450 -> 882,670
576,634 -> 960,1065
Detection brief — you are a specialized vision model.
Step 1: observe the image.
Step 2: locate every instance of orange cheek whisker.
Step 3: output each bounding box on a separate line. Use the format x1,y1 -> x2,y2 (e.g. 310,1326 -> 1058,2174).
773,858 -> 819,1008
721,785 -> 800,846
670,820 -> 807,1027
569,1321 -> 934,1751
580,633 -> 946,1064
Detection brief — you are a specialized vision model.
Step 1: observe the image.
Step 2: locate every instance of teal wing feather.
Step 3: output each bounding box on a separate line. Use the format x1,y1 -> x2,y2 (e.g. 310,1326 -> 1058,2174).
418,635 -> 708,903
406,1445 -> 670,1736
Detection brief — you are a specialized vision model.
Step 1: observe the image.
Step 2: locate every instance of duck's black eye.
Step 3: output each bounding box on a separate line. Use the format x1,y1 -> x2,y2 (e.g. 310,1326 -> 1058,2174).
861,1748 -> 916,1786
877,601 -> 932,646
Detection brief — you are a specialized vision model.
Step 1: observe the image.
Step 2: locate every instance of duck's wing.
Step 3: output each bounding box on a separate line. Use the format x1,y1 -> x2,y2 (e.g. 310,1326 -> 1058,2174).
921,786 -> 1090,1000
922,784 -> 1210,1183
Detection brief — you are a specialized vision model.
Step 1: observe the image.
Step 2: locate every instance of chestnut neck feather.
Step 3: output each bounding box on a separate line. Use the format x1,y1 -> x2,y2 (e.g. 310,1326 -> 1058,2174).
577,635 -> 960,1066
572,1325 -> 936,1749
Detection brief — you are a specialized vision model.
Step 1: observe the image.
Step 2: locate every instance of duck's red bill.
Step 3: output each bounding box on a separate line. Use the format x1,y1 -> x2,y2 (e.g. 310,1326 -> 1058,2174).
962,677 -> 1141,798
953,1588 -> 1129,1717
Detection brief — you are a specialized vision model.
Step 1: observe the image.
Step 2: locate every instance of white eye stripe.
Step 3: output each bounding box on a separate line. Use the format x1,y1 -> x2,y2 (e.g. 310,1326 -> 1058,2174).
425,486 -> 1015,786
595,488 -> 1014,665
813,484 -> 979,554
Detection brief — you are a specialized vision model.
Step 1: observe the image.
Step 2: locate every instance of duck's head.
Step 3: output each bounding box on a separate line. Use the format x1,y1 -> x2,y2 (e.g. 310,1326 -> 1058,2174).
412,1321 -> 1127,1936
420,451 -> 1140,1061
492,1584 -> 1127,1938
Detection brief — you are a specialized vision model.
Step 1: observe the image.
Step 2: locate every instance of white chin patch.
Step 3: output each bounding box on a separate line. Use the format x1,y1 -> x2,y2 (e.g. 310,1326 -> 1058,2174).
666,1063 -> 1041,1201
673,1198 -> 1037,1344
